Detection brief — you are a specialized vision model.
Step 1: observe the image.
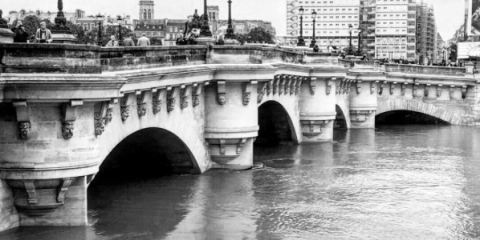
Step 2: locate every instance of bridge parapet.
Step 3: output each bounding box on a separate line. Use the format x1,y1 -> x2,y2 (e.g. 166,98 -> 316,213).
0,44 -> 338,75
384,64 -> 467,76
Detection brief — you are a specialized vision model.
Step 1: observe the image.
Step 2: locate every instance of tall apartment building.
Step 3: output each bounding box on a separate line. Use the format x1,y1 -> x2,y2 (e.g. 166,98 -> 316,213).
416,0 -> 436,64
372,0 -> 417,61
285,0 -> 361,50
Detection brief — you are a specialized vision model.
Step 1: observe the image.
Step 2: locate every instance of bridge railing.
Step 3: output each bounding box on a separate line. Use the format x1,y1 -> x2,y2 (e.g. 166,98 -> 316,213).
384,64 -> 466,76
0,43 -> 340,74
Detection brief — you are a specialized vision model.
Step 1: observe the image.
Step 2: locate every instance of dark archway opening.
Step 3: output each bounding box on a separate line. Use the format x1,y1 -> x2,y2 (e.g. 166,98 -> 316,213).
90,128 -> 199,185
256,101 -> 294,146
87,128 -> 200,239
334,105 -> 348,129
376,111 -> 450,125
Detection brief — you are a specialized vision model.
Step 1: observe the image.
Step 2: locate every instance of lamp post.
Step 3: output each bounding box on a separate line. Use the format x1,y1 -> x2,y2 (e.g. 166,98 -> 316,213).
309,10 -> 317,48
348,24 -> 353,55
117,15 -> 123,46
357,28 -> 362,55
96,14 -> 103,46
225,0 -> 235,39
200,0 -> 212,37
297,6 -> 305,47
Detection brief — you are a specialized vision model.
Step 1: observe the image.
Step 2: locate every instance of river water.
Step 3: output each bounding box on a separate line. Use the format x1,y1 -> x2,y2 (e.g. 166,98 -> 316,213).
2,125 -> 480,240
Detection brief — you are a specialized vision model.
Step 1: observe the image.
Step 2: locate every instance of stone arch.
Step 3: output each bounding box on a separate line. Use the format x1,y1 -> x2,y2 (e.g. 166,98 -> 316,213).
257,100 -> 300,145
376,99 -> 466,125
93,128 -> 201,183
335,104 -> 349,129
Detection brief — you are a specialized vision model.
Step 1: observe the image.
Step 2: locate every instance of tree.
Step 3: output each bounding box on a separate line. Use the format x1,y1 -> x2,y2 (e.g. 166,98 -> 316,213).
243,27 -> 275,44
234,33 -> 247,45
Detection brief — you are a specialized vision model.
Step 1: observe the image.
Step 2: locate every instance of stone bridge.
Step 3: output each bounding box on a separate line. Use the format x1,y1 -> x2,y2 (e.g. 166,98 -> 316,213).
0,44 -> 478,231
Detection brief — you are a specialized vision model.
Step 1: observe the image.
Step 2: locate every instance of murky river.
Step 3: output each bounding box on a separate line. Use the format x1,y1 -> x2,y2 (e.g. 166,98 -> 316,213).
2,125 -> 480,240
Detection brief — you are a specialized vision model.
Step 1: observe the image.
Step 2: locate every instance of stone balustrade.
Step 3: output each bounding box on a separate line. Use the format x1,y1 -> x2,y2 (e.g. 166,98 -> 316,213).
384,64 -> 467,76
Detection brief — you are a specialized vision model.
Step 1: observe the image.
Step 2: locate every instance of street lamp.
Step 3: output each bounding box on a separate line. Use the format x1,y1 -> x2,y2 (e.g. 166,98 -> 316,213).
348,24 -> 353,55
96,14 -> 103,46
357,28 -> 362,55
200,0 -> 213,37
297,6 -> 305,47
225,0 -> 235,39
309,10 -> 317,48
117,15 -> 124,46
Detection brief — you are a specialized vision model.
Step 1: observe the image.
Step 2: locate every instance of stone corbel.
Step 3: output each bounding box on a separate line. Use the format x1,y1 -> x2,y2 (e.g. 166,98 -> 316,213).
61,100 -> 83,140
424,84 -> 431,97
371,81 -> 377,95
350,110 -> 375,125
120,93 -> 133,122
167,86 -> 178,112
295,77 -> 303,95
326,78 -> 335,95
346,80 -> 353,94
267,80 -> 273,96
436,84 -> 443,98
243,81 -> 257,106
94,102 -> 109,136
309,77 -> 317,95
449,85 -> 456,99
180,85 -> 190,109
284,77 -> 291,95
378,81 -> 385,95
23,180 -> 37,204
300,120 -> 331,137
290,77 -> 296,95
216,81 -> 227,105
56,178 -> 73,204
462,86 -> 467,99
279,76 -> 286,95
236,138 -> 248,155
152,88 -> 166,114
413,83 -> 420,98
356,80 -> 362,95
13,101 -> 31,140
401,83 -> 407,96
273,76 -> 280,95
104,99 -> 117,125
136,90 -> 147,117
192,84 -> 202,107
390,82 -> 397,95
257,82 -> 268,103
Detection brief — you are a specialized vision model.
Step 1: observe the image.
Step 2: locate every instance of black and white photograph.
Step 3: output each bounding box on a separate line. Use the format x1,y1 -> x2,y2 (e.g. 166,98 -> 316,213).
0,0 -> 479,239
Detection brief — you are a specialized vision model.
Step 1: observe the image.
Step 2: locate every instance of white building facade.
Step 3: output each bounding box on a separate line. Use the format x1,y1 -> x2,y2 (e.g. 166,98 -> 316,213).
286,0 -> 361,50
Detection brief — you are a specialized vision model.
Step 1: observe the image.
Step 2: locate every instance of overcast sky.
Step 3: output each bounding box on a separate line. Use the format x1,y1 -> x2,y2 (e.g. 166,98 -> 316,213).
3,0 -> 465,40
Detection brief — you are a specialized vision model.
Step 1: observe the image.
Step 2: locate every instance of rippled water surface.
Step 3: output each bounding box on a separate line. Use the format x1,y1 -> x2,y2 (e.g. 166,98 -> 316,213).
3,125 -> 480,240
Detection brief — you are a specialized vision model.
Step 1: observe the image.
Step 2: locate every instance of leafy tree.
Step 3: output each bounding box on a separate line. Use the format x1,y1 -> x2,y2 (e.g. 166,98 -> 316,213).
243,27 -> 275,44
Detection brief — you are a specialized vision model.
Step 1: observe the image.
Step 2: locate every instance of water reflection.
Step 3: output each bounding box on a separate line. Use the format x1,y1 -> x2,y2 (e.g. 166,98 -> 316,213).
2,126 -> 480,239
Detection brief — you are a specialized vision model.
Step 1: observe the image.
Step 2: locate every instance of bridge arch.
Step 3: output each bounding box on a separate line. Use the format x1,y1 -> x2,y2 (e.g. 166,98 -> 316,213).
93,128 -> 201,183
376,99 -> 465,125
257,100 -> 300,145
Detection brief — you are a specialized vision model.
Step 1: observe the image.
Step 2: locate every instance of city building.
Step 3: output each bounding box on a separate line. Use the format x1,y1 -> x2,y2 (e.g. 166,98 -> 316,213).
372,0 -> 417,61
416,0 -> 437,64
284,0 -> 361,50
139,0 -> 155,21
76,15 -> 134,32
133,2 -> 276,46
436,33 -> 445,64
6,9 -> 84,25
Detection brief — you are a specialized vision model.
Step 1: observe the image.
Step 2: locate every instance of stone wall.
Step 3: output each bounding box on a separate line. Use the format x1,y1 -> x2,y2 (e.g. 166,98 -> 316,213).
0,180 -> 19,232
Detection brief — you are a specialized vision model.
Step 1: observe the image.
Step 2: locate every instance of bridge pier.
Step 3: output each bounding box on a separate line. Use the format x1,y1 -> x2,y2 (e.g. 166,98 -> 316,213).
205,81 -> 259,170
299,77 -> 338,141
348,79 -> 378,129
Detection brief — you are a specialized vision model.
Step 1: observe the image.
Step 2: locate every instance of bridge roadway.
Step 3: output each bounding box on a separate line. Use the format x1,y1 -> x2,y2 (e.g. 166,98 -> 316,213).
0,43 -> 478,231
